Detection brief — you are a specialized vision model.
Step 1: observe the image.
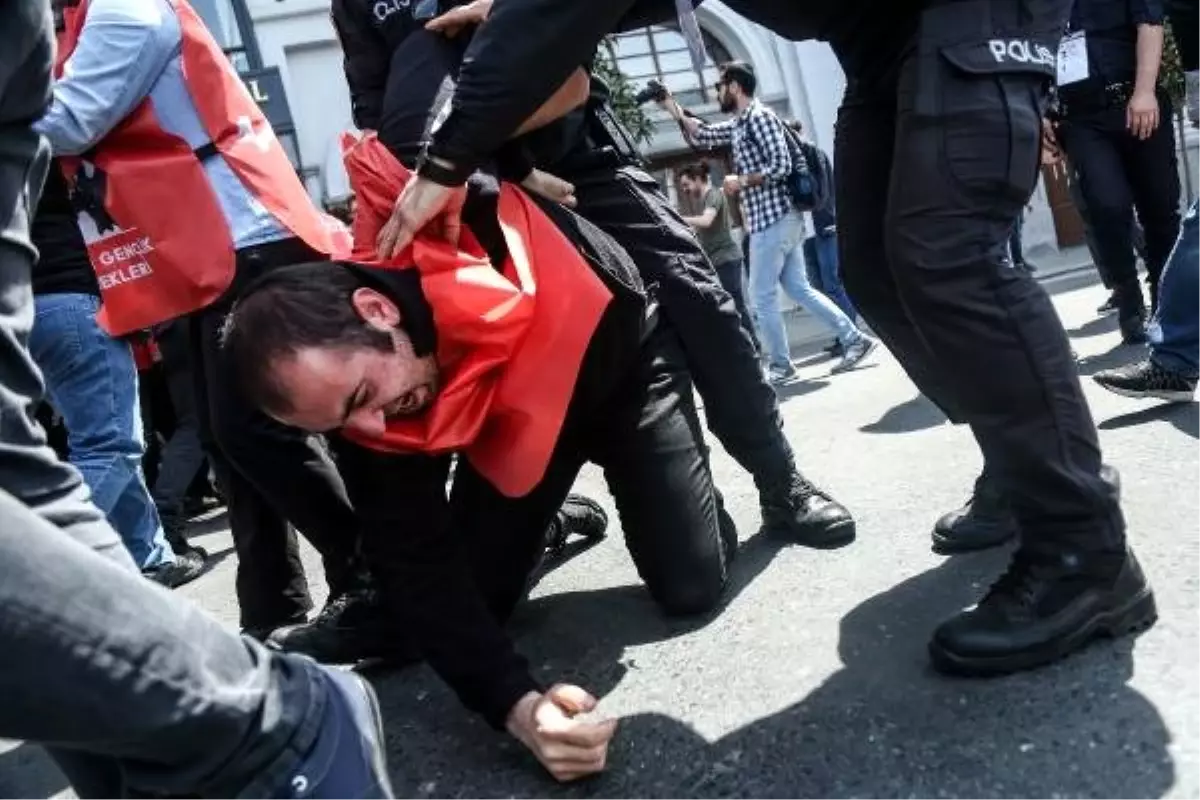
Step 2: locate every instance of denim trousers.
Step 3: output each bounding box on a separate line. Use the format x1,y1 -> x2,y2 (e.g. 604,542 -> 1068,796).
1,4 -> 324,794
748,210 -> 861,369
29,292 -> 173,569
1149,200 -> 1199,378
804,231 -> 857,321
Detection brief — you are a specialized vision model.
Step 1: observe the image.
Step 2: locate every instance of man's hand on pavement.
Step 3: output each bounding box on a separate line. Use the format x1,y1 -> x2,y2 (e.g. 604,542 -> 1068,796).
425,0 -> 492,36
521,169 -> 577,207
506,684 -> 617,782
1127,89 -> 1160,140
376,176 -> 467,260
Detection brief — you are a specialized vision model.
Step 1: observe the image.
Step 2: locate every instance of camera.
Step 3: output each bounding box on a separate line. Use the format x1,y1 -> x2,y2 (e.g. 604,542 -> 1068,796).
633,79 -> 669,105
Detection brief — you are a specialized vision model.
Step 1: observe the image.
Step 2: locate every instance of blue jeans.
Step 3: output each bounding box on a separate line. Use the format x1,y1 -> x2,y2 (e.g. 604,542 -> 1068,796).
29,293 -> 174,570
804,231 -> 857,321
748,211 -> 862,369
1149,200 -> 1199,378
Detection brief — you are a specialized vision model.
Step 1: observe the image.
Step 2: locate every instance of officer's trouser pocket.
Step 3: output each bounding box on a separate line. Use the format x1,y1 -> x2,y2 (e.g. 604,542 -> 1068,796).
907,0 -> 1058,207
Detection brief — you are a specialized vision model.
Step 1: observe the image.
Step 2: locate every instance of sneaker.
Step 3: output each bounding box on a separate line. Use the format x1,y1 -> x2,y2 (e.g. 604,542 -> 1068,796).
831,336 -> 879,374
1094,360 -> 1198,403
929,546 -> 1156,676
931,469 -> 1018,554
767,363 -> 799,386
269,589 -> 418,667
1096,293 -> 1119,315
282,667 -> 394,798
823,339 -> 844,358
143,549 -> 207,589
760,472 -> 856,548
1014,260 -> 1037,275
544,493 -> 608,555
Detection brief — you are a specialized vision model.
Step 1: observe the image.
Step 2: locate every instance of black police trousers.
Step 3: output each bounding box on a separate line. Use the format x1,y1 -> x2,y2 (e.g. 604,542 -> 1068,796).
834,0 -> 1124,551
1059,92 -> 1181,309
189,237 -> 361,631
564,164 -> 798,491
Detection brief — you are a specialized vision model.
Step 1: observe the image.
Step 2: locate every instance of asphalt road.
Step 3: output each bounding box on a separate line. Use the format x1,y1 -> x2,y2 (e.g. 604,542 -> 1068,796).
2,275 -> 1197,798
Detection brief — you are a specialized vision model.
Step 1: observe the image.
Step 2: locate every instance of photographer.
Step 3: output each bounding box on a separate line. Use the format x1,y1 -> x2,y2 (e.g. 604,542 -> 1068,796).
660,62 -> 877,383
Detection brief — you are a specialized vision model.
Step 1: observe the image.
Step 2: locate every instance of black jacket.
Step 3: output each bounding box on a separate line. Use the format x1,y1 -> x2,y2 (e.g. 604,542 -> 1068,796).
339,193 -> 646,729
331,0 -> 472,132
425,0 -> 683,172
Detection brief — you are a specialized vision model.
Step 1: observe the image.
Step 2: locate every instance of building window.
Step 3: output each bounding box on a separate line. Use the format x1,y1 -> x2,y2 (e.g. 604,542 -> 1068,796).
191,0 -> 251,70
608,24 -> 733,108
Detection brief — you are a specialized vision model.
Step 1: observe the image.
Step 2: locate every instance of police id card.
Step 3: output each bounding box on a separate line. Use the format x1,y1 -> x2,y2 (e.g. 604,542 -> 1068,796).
1056,32 -> 1089,86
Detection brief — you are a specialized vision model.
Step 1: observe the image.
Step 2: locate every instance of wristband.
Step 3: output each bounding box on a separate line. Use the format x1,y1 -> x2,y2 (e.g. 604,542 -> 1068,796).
416,147 -> 473,187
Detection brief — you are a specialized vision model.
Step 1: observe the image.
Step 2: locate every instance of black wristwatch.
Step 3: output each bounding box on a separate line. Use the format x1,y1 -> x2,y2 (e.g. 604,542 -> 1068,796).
416,146 -> 473,187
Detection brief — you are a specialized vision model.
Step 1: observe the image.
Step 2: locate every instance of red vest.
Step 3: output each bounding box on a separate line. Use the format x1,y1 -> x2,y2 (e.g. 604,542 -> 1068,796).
342,133 -> 611,498
54,0 -> 350,336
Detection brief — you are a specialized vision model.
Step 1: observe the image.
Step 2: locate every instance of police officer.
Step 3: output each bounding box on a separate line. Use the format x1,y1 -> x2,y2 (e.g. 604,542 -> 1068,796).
341,0 -> 861,554
383,0 -> 1156,679
1050,0 -> 1181,342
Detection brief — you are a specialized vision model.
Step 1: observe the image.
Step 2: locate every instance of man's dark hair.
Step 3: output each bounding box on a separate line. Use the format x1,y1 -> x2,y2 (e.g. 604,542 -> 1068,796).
220,261 -> 393,416
679,162 -> 710,182
719,61 -> 757,97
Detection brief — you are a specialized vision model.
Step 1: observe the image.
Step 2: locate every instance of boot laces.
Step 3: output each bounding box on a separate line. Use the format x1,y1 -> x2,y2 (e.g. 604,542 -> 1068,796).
314,591 -> 356,625
983,550 -> 1056,610
790,475 -> 829,506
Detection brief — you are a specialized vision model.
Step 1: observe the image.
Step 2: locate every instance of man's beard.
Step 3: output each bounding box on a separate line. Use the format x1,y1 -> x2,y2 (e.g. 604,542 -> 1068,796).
718,95 -> 736,114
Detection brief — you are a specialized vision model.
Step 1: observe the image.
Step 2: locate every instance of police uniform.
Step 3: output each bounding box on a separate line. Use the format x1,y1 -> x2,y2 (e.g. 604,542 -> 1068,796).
414,0 -> 1155,676
1054,0 -> 1182,338
720,0 -> 1156,673
336,0 -> 862,549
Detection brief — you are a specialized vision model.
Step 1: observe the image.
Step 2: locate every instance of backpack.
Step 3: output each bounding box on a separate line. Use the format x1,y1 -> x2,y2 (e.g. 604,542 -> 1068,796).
743,108 -> 832,215
792,135 -> 835,220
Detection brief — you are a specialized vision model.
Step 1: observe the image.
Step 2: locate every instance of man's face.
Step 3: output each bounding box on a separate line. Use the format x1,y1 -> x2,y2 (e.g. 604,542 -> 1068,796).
267,288 -> 440,437
716,78 -> 737,114
679,175 -> 699,196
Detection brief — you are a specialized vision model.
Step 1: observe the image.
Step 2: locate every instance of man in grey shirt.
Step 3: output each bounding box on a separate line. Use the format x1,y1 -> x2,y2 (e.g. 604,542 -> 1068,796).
678,162 -> 759,351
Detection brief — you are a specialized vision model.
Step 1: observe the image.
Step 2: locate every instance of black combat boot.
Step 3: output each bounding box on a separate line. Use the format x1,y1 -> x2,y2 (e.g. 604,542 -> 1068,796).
931,469 -> 1018,554
929,545 -> 1156,675
268,588 -> 418,667
544,494 -> 608,555
760,471 -> 856,548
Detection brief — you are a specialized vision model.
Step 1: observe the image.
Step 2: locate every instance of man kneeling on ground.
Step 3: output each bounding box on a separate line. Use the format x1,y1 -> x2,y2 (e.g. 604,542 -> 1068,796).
220,142 -> 736,781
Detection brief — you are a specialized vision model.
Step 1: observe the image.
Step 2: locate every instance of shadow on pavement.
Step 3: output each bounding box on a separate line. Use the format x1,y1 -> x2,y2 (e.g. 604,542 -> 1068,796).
370,551 -> 1173,798
1076,343 -> 1144,377
774,378 -> 830,402
861,394 -> 948,435
1067,313 -> 1119,340
1100,402 -> 1200,439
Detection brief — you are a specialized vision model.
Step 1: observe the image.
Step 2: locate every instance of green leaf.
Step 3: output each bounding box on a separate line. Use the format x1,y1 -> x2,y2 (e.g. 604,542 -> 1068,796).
593,37 -> 655,146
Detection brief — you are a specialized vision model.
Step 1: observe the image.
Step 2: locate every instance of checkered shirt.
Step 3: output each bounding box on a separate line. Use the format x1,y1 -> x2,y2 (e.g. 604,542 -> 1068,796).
692,99 -> 797,234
